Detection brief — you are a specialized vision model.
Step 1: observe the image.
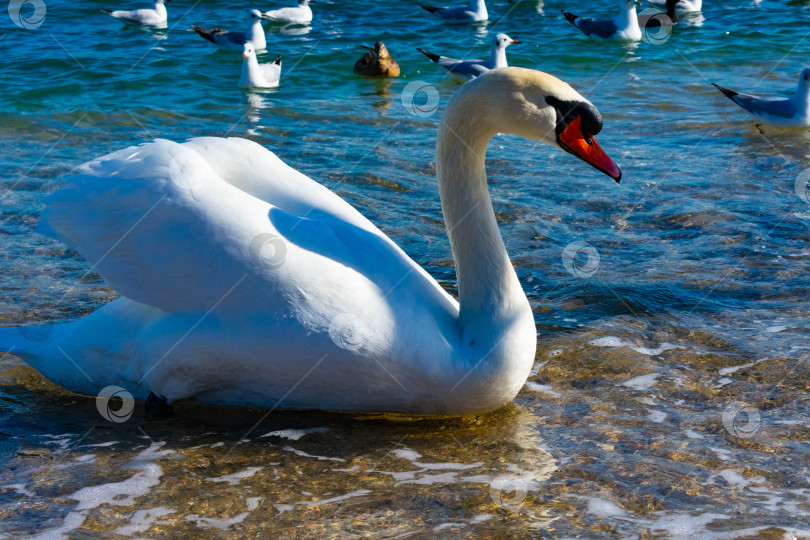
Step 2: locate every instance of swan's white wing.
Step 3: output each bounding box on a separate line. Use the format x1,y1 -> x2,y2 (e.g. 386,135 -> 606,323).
39,138 -> 453,317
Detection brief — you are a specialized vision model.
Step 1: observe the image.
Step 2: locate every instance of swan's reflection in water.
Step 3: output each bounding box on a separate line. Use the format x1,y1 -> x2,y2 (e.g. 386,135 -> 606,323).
279,22 -> 312,35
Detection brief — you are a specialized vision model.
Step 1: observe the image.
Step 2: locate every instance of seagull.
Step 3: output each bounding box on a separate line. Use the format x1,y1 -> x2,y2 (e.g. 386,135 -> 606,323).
192,9 -> 271,51
99,0 -> 169,26
712,68 -> 810,128
354,42 -> 400,77
648,0 -> 701,12
420,0 -> 488,22
418,33 -> 518,82
240,43 -> 282,88
263,0 -> 314,24
561,0 -> 642,41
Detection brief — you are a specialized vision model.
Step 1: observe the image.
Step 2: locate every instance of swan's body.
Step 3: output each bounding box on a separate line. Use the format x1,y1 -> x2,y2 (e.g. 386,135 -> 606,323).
240,43 -> 281,88
418,33 -> 518,82
0,68 -> 620,415
354,42 -> 400,77
264,0 -> 313,24
192,9 -> 270,51
420,0 -> 488,22
100,0 -> 168,26
713,69 -> 810,128
648,0 -> 700,12
561,0 -> 642,41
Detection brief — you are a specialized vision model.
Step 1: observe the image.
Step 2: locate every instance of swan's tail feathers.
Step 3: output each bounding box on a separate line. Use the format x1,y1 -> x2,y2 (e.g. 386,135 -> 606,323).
712,83 -> 738,101
192,25 -> 216,43
420,4 -> 442,14
561,9 -> 579,25
417,48 -> 441,63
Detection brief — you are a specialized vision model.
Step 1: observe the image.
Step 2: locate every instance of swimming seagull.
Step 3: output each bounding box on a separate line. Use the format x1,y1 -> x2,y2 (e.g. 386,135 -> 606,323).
712,68 -> 810,128
561,0 -> 642,41
239,43 -> 282,88
420,0 -> 488,22
192,9 -> 271,51
648,0 -> 701,12
418,33 -> 518,82
263,0 -> 314,24
99,0 -> 169,26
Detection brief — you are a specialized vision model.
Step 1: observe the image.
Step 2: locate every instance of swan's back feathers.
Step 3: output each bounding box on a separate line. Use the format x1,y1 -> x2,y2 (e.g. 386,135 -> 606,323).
39,138 -> 454,319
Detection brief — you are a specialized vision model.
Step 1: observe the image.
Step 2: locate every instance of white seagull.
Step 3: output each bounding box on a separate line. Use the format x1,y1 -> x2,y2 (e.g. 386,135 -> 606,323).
99,0 -> 168,26
648,0 -> 701,12
712,68 -> 810,128
418,33 -> 519,82
192,9 -> 271,51
561,0 -> 642,41
240,43 -> 282,88
420,0 -> 488,22
0,68 -> 621,415
263,0 -> 314,24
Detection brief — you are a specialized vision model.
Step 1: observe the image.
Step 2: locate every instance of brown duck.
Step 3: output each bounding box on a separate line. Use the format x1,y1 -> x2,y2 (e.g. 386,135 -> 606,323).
354,41 -> 400,77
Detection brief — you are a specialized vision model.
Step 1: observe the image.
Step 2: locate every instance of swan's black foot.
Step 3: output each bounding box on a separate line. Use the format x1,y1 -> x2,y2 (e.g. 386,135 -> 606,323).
145,392 -> 174,417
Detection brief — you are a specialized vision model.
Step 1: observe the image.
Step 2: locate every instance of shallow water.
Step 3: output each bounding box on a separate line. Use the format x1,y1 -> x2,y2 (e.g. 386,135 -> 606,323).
1,0 -> 810,537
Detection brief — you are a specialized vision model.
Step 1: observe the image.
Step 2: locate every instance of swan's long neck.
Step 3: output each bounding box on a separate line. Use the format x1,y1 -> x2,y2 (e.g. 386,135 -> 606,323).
437,101 -> 531,340
489,43 -> 508,69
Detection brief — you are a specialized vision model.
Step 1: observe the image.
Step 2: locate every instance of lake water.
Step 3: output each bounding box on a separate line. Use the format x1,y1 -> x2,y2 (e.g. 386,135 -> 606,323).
1,0 -> 809,537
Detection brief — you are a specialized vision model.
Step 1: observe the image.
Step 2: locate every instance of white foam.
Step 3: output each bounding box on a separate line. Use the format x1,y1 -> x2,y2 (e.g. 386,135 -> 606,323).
719,359 -> 766,376
589,336 -> 680,356
622,373 -> 659,390
765,325 -> 787,333
205,466 -> 263,486
185,497 -> 263,530
114,507 -> 175,536
2,483 -> 34,497
685,429 -> 704,439
524,381 -> 561,397
647,410 -> 668,423
259,427 -> 329,440
585,497 -> 627,518
283,445 -> 345,462
28,512 -> 87,540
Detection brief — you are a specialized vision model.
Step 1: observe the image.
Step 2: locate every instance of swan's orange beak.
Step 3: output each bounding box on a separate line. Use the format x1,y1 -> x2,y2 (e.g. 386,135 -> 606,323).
558,116 -> 622,183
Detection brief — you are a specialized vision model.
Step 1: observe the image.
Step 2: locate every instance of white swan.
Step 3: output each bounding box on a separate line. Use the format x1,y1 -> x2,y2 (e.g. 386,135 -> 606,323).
0,68 -> 621,415
263,0 -> 314,24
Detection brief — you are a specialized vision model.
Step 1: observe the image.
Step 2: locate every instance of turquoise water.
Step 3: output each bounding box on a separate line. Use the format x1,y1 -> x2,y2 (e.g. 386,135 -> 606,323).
1,0 -> 810,537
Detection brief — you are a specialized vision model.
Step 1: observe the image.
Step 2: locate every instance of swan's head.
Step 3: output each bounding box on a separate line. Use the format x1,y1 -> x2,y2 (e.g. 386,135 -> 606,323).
248,8 -> 269,22
620,0 -> 642,12
242,43 -> 256,59
453,67 -> 621,181
493,33 -> 519,49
